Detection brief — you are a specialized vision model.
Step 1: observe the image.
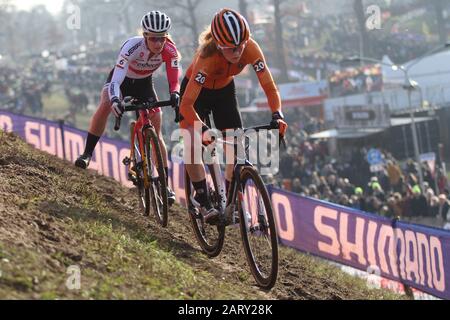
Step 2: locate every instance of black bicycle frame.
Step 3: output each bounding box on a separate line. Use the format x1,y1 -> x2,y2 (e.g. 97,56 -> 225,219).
203,110 -> 280,214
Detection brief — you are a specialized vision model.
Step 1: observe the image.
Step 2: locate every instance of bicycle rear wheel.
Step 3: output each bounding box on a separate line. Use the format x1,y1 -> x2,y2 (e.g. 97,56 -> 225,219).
185,169 -> 225,258
144,128 -> 169,227
238,166 -> 278,289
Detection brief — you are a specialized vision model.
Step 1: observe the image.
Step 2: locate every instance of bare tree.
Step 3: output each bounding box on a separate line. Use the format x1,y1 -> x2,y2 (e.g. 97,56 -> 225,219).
0,0 -> 11,11
353,0 -> 371,58
117,0 -> 134,34
430,0 -> 448,43
0,1 -> 10,56
0,1 -> 9,36
160,0 -> 204,50
273,0 -> 289,83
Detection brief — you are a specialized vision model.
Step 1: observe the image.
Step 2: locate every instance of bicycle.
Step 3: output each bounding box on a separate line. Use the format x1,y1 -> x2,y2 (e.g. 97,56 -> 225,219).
114,96 -> 178,227
184,114 -> 282,289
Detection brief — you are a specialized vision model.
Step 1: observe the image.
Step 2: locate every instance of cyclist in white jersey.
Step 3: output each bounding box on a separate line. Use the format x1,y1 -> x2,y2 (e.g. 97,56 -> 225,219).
75,11 -> 181,204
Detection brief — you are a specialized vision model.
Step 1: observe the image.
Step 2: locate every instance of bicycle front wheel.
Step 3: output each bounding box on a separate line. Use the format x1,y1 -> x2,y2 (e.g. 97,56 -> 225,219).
144,128 -> 169,227
132,131 -> 150,217
238,166 -> 278,289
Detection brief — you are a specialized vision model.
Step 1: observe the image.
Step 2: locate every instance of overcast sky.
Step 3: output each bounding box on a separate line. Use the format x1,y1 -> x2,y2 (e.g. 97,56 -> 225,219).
13,0 -> 64,14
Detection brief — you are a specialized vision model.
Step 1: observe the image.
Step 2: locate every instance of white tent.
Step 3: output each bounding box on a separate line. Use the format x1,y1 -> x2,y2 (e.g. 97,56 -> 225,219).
382,51 -> 450,87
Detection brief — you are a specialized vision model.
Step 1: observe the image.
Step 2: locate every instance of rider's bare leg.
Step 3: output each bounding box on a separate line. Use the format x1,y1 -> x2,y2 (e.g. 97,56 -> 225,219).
88,87 -> 111,137
183,125 -> 206,182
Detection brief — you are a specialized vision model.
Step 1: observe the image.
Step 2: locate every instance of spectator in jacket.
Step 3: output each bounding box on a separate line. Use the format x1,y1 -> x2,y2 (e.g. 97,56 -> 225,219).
428,195 -> 439,215
387,160 -> 403,192
409,185 -> 428,217
438,194 -> 450,221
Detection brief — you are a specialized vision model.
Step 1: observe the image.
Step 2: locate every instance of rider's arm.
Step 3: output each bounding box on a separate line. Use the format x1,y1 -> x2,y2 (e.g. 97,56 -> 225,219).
247,39 -> 282,114
162,40 -> 182,94
108,39 -> 137,102
179,57 -> 210,128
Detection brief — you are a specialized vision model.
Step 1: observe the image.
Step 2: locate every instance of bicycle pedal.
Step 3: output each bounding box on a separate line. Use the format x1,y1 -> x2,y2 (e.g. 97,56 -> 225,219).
128,174 -> 138,185
223,211 -> 237,226
122,157 -> 131,166
206,214 -> 224,226
151,177 -> 160,184
189,206 -> 202,220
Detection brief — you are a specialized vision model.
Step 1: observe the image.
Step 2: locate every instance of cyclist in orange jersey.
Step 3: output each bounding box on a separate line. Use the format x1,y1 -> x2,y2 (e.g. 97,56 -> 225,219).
179,8 -> 288,223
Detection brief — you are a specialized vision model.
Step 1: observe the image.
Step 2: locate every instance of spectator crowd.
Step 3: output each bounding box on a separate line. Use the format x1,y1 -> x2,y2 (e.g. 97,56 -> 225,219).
0,64 -> 51,115
265,108 -> 450,229
2,2 -> 450,230
329,64 -> 383,97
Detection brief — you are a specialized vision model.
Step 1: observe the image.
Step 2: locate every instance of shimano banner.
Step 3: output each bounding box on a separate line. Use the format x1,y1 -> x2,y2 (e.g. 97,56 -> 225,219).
0,110 -> 133,188
2,110 -> 449,299
268,187 -> 450,300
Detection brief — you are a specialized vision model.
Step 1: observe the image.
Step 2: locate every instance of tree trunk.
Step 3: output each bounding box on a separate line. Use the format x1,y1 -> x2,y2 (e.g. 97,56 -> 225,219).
187,0 -> 200,48
273,0 -> 289,83
433,0 -> 447,43
353,0 -> 371,58
122,1 -> 132,34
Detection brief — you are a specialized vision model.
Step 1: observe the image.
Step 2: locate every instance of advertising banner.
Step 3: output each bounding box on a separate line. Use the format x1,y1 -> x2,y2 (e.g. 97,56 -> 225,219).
3,110 -> 449,299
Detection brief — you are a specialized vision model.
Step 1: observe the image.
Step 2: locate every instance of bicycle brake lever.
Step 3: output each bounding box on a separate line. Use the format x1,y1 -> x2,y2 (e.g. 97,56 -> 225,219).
174,106 -> 181,123
114,116 -> 122,131
270,119 -> 279,130
279,136 -> 287,149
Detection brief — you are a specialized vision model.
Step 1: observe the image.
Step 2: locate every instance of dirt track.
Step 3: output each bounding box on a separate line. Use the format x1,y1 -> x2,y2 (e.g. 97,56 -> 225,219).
0,132 -> 402,299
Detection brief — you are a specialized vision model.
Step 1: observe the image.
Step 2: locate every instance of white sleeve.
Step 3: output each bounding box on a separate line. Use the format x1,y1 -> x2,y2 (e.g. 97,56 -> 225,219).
107,40 -> 136,101
108,55 -> 129,101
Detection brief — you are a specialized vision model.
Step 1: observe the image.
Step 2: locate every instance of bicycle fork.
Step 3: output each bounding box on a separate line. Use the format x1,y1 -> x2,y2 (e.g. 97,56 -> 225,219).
123,121 -> 137,183
227,163 -> 254,228
124,121 -> 149,188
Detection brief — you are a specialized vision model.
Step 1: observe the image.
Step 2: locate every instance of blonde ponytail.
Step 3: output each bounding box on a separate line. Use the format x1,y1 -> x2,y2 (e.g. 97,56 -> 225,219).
197,25 -> 218,58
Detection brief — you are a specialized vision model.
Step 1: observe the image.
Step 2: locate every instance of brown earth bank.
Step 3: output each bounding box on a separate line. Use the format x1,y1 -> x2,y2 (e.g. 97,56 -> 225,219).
0,131 -> 404,300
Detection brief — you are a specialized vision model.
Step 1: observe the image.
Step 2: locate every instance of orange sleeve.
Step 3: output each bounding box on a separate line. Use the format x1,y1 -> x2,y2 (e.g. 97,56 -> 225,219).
247,40 -> 281,113
179,57 -> 209,128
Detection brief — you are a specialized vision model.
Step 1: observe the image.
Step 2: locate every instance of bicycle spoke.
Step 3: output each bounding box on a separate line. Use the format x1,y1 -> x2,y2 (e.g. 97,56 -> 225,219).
144,128 -> 168,227
132,139 -> 150,216
239,167 -> 278,289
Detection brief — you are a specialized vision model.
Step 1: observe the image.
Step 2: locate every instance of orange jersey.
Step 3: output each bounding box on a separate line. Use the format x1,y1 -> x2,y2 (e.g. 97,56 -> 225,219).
180,38 -> 281,127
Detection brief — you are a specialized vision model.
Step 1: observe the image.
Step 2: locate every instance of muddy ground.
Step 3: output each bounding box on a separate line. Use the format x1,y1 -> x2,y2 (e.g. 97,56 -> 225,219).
0,132 -> 403,299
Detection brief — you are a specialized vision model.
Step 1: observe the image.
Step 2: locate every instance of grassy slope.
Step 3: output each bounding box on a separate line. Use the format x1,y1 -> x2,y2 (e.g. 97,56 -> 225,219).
0,131 -> 404,300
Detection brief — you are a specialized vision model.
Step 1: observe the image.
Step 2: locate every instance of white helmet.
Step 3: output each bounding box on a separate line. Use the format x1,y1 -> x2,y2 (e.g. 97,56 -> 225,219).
141,11 -> 171,35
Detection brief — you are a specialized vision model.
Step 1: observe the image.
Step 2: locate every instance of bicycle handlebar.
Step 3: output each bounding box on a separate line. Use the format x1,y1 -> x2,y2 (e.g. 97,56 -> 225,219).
245,121 -> 278,132
213,121 -> 286,149
244,121 -> 287,148
122,99 -> 173,111
114,98 -> 174,131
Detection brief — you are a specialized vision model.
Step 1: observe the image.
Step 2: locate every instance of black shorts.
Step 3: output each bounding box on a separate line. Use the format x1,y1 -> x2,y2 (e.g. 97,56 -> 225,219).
106,69 -> 157,101
180,77 -> 242,130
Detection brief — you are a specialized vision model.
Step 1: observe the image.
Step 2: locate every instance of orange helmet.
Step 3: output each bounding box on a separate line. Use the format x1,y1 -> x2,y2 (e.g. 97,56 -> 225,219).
211,8 -> 250,48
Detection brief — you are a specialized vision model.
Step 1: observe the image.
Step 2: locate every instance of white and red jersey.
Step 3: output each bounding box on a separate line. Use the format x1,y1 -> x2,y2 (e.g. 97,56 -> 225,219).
107,36 -> 181,102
